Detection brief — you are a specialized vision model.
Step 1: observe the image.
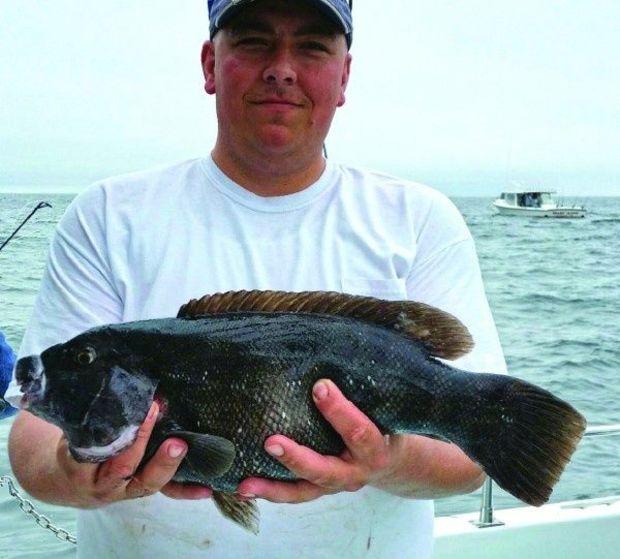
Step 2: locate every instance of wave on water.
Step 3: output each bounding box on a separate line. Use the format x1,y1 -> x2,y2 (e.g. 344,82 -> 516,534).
591,219 -> 620,225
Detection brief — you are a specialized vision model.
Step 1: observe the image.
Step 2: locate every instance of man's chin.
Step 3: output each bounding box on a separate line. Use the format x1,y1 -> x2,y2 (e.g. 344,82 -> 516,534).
253,126 -> 317,154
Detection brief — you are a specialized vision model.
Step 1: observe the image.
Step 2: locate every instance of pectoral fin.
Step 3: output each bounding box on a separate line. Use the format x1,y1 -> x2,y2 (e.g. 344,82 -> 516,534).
172,431 -> 236,478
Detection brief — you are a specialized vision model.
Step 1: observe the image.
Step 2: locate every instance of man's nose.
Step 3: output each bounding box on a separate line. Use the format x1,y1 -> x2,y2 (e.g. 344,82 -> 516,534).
263,49 -> 297,86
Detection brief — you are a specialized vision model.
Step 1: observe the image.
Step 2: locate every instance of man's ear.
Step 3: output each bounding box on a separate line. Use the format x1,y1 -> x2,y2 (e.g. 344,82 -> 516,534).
201,40 -> 216,95
337,53 -> 352,107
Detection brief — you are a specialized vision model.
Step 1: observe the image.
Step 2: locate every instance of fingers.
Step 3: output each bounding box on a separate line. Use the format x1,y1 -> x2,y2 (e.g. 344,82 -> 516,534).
160,481 -> 213,500
245,379 -> 394,504
312,379 -> 388,469
262,435 -> 363,492
96,402 -> 160,492
237,477 -> 335,504
124,437 -> 189,499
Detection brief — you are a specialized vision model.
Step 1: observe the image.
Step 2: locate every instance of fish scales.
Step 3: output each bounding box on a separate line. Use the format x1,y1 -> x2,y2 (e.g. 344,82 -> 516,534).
140,313 -> 434,489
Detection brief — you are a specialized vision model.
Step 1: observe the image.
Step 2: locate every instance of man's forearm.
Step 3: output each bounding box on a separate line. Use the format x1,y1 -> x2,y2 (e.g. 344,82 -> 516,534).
372,434 -> 486,499
8,411 -> 86,507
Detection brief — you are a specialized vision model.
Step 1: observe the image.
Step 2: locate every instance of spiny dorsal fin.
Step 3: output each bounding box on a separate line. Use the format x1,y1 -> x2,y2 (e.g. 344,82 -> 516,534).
177,290 -> 474,360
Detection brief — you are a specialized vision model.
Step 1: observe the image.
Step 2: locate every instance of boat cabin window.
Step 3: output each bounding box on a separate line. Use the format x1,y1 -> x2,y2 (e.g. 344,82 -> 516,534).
540,192 -> 552,205
505,193 -> 516,205
519,192 -> 542,207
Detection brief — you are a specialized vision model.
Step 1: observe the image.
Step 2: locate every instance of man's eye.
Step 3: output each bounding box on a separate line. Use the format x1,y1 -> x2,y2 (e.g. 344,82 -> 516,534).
237,37 -> 269,47
301,41 -> 330,53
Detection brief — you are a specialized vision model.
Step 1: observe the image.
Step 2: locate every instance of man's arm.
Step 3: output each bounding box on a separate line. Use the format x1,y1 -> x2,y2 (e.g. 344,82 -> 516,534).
8,404 -> 211,508
8,186 -> 212,508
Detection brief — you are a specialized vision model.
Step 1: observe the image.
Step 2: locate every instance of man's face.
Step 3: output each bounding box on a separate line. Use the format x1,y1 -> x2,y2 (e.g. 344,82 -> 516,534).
202,0 -> 351,159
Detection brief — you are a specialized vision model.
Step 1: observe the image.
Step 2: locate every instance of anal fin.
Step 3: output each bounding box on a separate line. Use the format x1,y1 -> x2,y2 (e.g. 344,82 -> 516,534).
212,491 -> 260,534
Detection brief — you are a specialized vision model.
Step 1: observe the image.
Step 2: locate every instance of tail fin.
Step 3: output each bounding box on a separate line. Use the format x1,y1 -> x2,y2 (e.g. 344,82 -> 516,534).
453,375 -> 586,506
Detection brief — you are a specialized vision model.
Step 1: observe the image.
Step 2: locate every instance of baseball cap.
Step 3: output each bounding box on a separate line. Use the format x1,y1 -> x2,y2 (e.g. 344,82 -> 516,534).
207,0 -> 353,47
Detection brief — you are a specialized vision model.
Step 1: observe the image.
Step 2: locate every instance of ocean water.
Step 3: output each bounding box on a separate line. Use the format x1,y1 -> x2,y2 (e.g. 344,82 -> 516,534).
0,193 -> 618,557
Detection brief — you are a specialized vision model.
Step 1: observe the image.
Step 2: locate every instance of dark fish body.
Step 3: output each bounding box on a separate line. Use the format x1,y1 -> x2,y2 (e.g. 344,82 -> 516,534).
11,290 -> 586,532
118,313 -> 479,490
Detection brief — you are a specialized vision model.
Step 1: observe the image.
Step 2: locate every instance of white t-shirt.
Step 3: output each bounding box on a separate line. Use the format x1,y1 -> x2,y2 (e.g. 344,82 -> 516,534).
8,157 -> 506,559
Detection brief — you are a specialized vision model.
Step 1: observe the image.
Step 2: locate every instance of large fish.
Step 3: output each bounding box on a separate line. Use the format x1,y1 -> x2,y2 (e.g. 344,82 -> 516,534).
10,290 -> 586,532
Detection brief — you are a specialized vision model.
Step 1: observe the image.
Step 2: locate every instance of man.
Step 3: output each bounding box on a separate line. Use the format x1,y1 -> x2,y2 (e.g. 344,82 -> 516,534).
7,1 -> 506,557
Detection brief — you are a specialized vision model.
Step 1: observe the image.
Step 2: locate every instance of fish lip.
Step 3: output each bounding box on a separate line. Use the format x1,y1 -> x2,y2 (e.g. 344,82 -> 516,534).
17,390 -> 39,409
69,425 -> 141,463
19,375 -> 46,408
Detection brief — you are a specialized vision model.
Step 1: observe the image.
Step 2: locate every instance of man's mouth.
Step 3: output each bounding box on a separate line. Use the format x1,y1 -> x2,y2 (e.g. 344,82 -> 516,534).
251,98 -> 304,108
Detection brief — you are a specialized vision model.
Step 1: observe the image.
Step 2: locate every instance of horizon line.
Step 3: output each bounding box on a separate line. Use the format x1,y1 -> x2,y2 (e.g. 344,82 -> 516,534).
2,190 -> 618,198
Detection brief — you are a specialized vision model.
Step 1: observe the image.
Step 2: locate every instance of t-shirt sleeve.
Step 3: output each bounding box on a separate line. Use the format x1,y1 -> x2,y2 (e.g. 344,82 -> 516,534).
405,194 -> 507,374
17,185 -> 123,358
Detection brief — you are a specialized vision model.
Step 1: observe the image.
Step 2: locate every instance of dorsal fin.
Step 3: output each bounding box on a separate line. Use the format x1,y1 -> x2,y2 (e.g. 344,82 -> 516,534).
177,290 -> 474,360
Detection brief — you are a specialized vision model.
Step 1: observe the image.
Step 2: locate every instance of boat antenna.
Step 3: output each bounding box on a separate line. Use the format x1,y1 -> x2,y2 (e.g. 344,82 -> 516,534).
0,201 -> 52,253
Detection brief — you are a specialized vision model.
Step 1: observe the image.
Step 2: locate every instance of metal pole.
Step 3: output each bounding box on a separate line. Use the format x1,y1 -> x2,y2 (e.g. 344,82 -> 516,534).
472,423 -> 620,528
473,478 -> 504,528
584,424 -> 620,437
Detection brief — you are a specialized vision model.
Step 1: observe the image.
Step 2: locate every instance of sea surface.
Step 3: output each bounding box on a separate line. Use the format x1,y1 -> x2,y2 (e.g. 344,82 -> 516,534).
0,193 -> 618,558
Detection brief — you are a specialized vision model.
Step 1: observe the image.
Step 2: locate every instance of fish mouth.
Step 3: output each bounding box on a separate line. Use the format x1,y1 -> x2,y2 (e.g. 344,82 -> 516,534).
5,355 -> 46,410
69,424 -> 141,463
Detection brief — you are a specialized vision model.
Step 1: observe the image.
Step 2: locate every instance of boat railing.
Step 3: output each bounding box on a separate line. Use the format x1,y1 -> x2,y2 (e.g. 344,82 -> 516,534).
473,423 -> 620,528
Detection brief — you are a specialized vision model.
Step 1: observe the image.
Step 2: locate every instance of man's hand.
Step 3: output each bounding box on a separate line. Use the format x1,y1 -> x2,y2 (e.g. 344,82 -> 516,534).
236,379 -> 397,503
55,402 -> 212,507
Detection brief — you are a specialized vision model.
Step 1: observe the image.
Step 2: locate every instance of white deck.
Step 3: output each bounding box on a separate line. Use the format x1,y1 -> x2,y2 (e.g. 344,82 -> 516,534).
434,495 -> 620,559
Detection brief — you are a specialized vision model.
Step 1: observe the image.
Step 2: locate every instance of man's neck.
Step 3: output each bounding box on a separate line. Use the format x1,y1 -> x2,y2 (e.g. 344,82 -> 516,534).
211,145 -> 327,197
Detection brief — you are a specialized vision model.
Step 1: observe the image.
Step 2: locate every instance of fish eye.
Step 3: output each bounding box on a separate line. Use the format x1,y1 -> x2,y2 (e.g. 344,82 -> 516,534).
76,347 -> 97,366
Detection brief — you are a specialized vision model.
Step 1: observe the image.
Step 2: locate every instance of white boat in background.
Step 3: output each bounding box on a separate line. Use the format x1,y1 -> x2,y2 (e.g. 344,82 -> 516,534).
492,189 -> 586,218
434,424 -> 620,559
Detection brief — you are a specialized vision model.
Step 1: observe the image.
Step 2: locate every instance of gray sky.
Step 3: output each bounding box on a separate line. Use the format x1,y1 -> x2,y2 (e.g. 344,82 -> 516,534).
1,0 -> 618,195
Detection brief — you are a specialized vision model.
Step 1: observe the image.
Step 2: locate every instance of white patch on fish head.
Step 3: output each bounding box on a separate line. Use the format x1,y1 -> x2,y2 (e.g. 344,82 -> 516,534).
70,424 -> 141,463
5,355 -> 46,410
